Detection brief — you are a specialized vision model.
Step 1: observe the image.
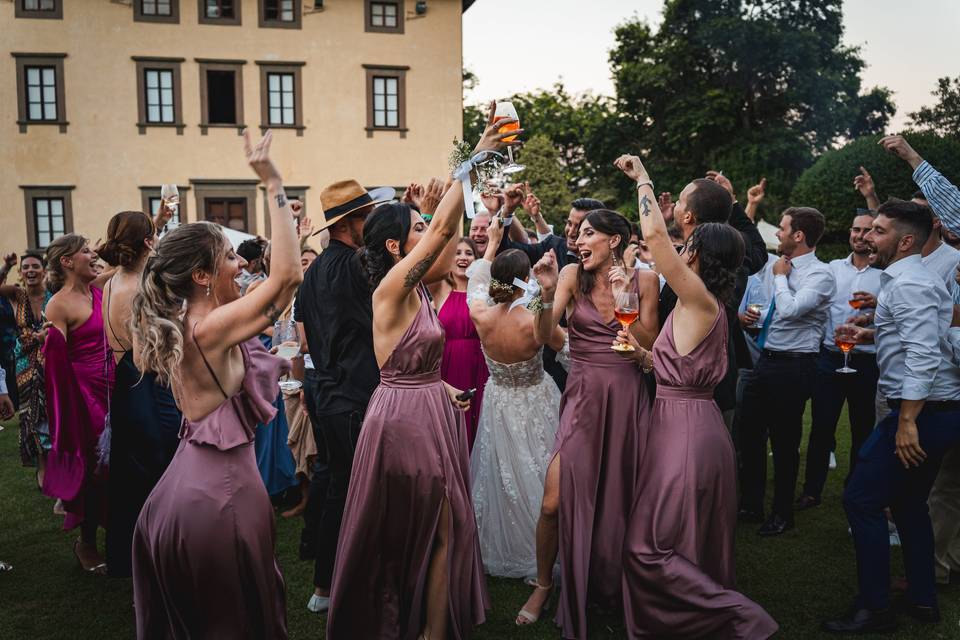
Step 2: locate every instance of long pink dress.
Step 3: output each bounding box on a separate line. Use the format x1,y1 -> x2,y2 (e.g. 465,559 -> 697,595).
42,286 -> 114,530
439,289 -> 488,449
553,272 -> 650,639
132,338 -> 288,639
622,307 -> 777,639
327,285 -> 488,640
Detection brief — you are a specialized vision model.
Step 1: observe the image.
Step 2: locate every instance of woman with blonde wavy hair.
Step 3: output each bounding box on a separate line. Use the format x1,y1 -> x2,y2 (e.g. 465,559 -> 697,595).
130,130 -> 302,639
42,233 -> 116,574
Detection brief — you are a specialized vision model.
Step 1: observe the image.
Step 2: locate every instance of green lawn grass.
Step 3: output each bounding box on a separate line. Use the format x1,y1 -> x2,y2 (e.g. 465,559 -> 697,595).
1,409 -> 957,639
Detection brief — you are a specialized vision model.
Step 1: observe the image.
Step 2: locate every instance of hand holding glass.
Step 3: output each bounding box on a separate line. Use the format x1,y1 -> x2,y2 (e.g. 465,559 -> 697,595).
834,325 -> 858,374
494,101 -> 525,175
160,183 -> 179,223
612,291 -> 639,352
272,319 -> 300,360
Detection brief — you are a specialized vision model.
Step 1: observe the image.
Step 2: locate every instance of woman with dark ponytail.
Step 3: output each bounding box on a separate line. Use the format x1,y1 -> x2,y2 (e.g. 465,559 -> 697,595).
326,105 -> 516,640
97,209 -> 182,578
42,233 -> 117,574
614,154 -> 777,638
130,130 -> 302,639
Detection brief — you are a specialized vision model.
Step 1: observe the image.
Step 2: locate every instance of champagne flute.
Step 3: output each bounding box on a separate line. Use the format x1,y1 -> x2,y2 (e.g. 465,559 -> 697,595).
494,101 -> 525,175
160,183 -> 180,227
612,290 -> 639,352
272,319 -> 300,361
834,325 -> 858,374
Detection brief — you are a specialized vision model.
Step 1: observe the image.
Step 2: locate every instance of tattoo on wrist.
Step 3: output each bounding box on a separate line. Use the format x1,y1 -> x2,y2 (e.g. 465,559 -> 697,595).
276,193 -> 288,209
263,303 -> 282,322
640,194 -> 652,217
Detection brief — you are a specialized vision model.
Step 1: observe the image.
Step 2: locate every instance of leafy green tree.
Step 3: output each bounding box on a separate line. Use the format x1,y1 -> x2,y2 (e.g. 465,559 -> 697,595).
607,0 -> 895,208
516,134 -> 574,227
791,132 -> 960,244
908,76 -> 960,138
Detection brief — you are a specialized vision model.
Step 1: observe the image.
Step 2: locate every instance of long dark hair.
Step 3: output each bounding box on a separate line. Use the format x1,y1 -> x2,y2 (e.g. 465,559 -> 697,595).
361,203 -> 413,288
578,209 -> 631,296
686,222 -> 745,305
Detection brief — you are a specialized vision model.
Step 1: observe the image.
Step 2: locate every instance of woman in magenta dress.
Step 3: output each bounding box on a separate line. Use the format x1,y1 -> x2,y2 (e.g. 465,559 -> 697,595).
613,155 -> 777,638
432,237 -> 488,448
327,111 -> 514,640
130,130 -> 302,639
521,209 -> 660,638
42,234 -> 115,574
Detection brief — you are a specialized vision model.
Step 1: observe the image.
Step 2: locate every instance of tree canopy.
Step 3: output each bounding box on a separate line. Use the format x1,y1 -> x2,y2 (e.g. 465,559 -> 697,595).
908,76 -> 960,138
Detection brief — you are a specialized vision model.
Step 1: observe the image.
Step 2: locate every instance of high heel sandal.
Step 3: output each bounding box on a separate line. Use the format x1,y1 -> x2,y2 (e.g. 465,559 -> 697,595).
73,539 -> 107,576
516,580 -> 553,626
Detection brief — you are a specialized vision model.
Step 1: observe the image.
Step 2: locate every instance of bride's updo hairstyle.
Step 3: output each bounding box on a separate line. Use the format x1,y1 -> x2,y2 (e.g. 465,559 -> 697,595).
97,211 -> 155,268
131,221 -> 227,387
361,203 -> 413,288
488,249 -> 531,304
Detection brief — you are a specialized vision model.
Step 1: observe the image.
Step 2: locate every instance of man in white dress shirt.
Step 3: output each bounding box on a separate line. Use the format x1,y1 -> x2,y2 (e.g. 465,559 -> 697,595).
738,207 -> 835,536
823,199 -> 960,634
797,212 -> 882,510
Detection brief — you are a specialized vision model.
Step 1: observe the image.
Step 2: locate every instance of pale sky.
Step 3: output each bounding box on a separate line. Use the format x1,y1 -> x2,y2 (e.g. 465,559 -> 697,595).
463,0 -> 960,131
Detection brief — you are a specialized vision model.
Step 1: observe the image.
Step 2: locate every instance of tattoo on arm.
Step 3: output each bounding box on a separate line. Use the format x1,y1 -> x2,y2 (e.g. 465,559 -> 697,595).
263,303 -> 283,322
276,193 -> 288,209
640,194 -> 652,217
402,250 -> 440,289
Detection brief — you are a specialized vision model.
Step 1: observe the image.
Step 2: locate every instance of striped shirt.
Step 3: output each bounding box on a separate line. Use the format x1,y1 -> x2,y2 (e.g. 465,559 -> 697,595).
915,161 -> 960,234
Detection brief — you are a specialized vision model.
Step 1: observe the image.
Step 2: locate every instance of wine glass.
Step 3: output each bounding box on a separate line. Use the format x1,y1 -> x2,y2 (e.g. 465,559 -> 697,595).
494,101 -> 525,175
746,297 -> 768,328
272,319 -> 300,361
612,290 -> 639,352
834,325 -> 858,374
160,183 -> 180,224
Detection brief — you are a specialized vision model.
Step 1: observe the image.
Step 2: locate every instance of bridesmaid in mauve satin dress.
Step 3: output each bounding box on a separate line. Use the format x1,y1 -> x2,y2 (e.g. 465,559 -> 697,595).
614,154 -> 777,639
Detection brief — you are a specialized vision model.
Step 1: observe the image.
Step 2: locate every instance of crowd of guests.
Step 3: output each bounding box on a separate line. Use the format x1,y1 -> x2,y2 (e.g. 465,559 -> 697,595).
2,106 -> 960,638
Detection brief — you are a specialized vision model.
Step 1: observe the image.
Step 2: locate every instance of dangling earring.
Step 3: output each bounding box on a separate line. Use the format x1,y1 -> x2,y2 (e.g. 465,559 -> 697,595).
205,284 -> 211,297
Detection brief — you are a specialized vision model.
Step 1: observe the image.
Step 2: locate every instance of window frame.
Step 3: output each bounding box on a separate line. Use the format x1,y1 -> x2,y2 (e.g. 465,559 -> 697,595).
257,0 -> 301,29
133,57 -> 185,134
256,61 -> 305,135
363,64 -> 409,137
140,185 -> 191,224
15,0 -> 63,20
21,186 -> 74,250
191,179 -> 259,233
12,52 -> 68,133
134,0 -> 180,24
364,0 -> 404,34
197,0 -> 241,26
196,58 -> 246,134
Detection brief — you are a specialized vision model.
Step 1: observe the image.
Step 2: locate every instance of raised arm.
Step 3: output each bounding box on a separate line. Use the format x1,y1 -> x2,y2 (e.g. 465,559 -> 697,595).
0,253 -> 18,300
615,154 -> 716,316
744,178 -> 767,222
854,167 -> 881,211
195,129 -> 303,351
532,252 -> 575,345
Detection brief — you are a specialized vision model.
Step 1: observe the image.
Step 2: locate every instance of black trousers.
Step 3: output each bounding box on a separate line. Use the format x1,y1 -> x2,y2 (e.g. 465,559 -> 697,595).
307,399 -> 364,590
301,369 -> 329,559
738,351 -> 817,522
802,348 -> 879,501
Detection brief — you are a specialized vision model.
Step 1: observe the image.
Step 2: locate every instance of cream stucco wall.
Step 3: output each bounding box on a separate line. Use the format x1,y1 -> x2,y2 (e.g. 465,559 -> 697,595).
0,0 -> 465,249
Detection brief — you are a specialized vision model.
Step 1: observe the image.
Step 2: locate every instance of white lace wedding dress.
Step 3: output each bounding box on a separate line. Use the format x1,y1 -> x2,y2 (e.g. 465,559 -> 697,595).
466,258 -> 562,578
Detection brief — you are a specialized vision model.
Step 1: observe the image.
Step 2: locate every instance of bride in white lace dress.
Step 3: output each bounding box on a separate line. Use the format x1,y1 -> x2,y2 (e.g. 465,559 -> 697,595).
466,221 -> 566,578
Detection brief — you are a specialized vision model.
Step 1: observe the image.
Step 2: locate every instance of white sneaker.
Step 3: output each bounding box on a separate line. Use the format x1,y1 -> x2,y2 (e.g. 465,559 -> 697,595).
307,594 -> 329,613
829,452 -> 837,470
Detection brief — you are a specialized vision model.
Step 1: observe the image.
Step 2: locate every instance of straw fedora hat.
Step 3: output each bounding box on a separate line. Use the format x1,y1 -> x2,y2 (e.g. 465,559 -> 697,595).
312,179 -> 391,233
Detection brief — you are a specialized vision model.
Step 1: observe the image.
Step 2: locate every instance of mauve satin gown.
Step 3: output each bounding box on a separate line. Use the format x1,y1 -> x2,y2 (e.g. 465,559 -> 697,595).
132,338 -> 289,639
439,290 -> 489,450
553,272 -> 650,639
622,307 -> 778,639
327,285 -> 489,640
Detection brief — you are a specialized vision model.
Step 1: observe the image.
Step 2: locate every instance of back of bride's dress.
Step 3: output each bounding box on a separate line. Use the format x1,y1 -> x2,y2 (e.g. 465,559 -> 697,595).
470,348 -> 561,578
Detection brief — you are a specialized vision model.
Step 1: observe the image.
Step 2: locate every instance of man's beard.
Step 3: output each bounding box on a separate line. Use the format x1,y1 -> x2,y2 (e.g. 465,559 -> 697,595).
870,246 -> 894,269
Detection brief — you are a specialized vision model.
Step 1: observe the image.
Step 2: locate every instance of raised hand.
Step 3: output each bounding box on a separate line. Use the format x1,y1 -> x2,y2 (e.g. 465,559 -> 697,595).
403,183 -> 424,209
243,129 -> 283,186
747,178 -> 767,206
706,170 -> 735,199
297,215 -> 314,242
3,253 -> 17,269
614,154 -> 650,183
485,214 -> 505,248
419,178 -> 445,216
523,186 -> 542,219
503,183 -> 525,215
657,192 -> 675,222
532,249 -> 559,292
473,100 -> 523,155
853,167 -> 876,198
480,185 -> 504,215
879,135 -> 923,169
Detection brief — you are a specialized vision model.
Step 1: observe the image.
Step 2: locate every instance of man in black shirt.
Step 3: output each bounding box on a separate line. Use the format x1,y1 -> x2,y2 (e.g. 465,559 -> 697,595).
295,179 -> 387,613
496,197 -> 606,389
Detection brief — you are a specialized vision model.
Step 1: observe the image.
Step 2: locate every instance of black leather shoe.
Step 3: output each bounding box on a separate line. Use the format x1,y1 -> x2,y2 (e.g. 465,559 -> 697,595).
737,508 -> 765,523
822,607 -> 897,634
795,495 -> 821,511
757,514 -> 794,536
